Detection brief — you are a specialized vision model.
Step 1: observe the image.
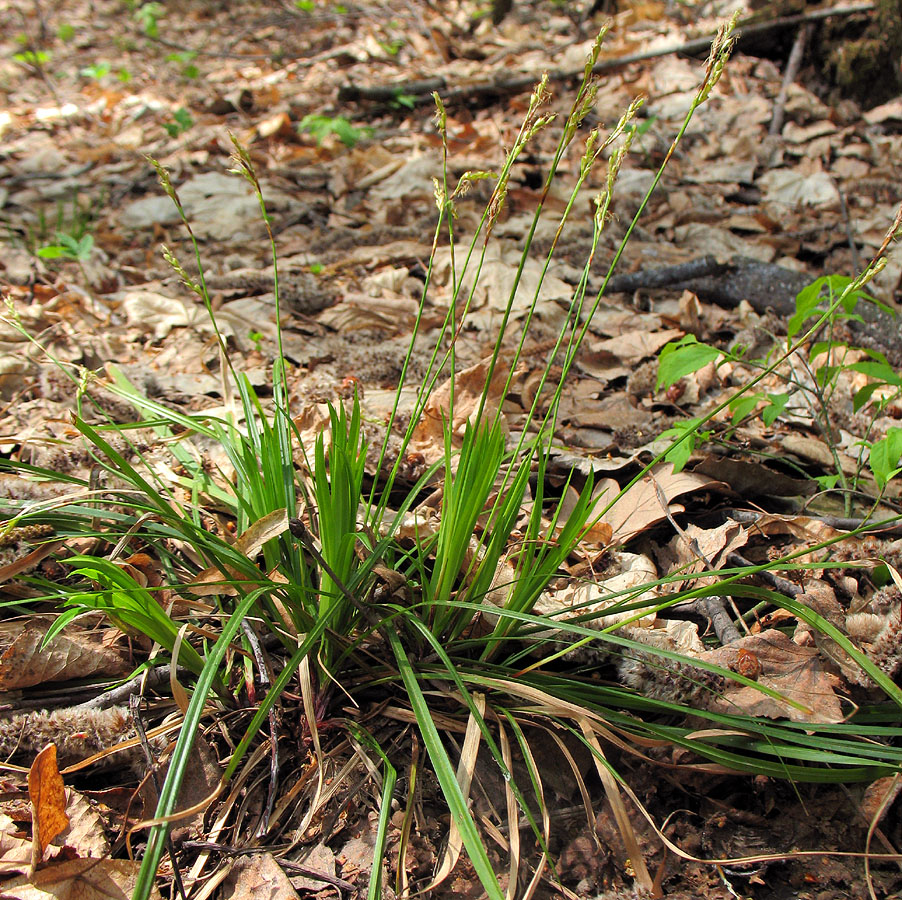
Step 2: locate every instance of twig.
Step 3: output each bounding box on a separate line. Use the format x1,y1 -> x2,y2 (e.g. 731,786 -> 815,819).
179,841 -> 357,891
602,256 -> 721,293
725,509 -> 902,535
769,23 -> 812,137
652,477 -> 744,643
597,255 -> 809,316
338,77 -> 446,104
73,665 -> 178,710
726,552 -> 802,598
695,595 -> 743,645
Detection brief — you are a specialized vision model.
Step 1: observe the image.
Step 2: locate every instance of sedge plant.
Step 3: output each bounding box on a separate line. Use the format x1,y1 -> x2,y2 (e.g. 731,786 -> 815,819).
3,14 -> 902,899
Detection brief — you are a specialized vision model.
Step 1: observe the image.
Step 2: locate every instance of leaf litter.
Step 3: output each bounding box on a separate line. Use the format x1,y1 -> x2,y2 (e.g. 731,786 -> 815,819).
0,0 -> 901,897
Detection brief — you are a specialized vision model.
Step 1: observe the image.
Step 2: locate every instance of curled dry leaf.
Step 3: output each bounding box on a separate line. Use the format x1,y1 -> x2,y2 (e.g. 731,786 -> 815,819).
588,465 -> 730,544
0,813 -> 33,875
860,775 -> 902,826
188,509 -> 290,596
658,518 -> 749,586
61,790 -> 109,860
487,551 -> 659,637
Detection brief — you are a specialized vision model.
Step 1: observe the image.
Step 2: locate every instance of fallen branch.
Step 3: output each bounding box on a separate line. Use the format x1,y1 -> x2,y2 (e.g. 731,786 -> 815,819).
599,255 -> 810,317
338,3 -> 875,107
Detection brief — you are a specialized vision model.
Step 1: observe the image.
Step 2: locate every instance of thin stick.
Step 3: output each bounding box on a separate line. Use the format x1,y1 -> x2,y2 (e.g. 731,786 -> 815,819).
769,23 -> 812,137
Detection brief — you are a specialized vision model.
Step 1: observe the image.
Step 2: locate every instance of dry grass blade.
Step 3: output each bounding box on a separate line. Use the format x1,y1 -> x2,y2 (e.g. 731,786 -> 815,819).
184,741 -> 270,889
514,728 -> 549,900
499,722 -> 519,900
578,717 -> 653,894
426,692 -> 487,892
541,726 -> 596,849
294,655 -> 327,840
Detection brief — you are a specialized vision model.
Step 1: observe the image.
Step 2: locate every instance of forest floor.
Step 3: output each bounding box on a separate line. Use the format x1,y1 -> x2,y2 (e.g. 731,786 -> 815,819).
1,0 -> 902,898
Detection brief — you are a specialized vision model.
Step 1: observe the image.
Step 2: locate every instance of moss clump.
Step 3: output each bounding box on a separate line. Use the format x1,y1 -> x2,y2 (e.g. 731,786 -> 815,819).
820,0 -> 902,108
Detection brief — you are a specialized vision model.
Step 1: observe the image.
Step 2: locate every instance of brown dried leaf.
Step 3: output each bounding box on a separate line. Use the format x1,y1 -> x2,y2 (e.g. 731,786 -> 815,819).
0,858 -> 161,899
28,745 -> 68,873
592,465 -> 729,543
0,813 -> 33,875
705,630 -> 844,723
410,358 -> 510,464
585,328 -> 683,365
61,791 -> 109,859
140,736 -> 220,838
860,775 -> 902,826
220,854 -> 301,900
530,552 -> 658,631
188,509 -> 289,596
658,519 -> 749,584
0,619 -> 128,690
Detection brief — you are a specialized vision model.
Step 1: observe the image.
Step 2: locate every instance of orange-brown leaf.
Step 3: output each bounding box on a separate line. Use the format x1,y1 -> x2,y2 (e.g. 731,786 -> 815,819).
28,744 -> 68,874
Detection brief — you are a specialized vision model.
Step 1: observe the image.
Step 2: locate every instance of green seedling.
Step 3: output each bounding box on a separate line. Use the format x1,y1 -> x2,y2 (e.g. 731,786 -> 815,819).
390,89 -> 415,109
26,192 -> 98,260
378,38 -> 404,56
299,113 -> 373,148
37,233 -> 93,262
163,107 -> 193,137
13,49 -> 51,67
166,50 -> 199,79
134,1 -> 164,38
656,271 -> 901,506
57,24 -> 75,42
80,61 -> 111,80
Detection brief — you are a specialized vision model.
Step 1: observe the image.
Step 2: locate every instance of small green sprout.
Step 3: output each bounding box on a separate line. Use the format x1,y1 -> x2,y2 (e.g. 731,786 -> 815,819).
166,50 -> 199,79
299,114 -> 373,148
80,61 -> 111,80
37,233 -> 94,262
163,107 -> 194,137
134,2 -> 164,38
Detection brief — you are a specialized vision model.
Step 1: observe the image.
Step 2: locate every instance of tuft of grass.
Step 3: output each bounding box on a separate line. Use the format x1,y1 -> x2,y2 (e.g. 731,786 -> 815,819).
4,14 -> 902,900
